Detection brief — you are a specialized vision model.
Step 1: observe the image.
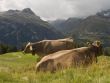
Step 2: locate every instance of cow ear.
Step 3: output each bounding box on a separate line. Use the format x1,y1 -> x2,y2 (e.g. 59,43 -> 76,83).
92,41 -> 101,47
86,42 -> 92,47
96,41 -> 101,47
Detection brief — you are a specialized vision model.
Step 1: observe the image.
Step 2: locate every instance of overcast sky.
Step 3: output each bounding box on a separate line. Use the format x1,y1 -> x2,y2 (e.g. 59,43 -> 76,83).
0,0 -> 110,20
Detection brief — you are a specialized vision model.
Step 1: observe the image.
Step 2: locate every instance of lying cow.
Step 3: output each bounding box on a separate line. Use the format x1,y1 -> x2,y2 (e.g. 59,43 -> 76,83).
23,38 -> 75,56
36,41 -> 103,72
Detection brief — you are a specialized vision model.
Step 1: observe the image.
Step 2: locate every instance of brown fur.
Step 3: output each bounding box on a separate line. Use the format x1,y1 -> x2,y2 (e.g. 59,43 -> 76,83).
36,41 -> 103,72
23,38 -> 75,56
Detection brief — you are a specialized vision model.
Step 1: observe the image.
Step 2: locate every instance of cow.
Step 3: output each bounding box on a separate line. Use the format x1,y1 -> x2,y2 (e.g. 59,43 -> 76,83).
23,38 -> 75,56
36,41 -> 103,73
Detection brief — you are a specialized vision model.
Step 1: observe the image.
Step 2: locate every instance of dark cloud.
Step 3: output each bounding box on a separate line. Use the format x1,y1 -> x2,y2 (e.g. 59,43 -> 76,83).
0,0 -> 110,20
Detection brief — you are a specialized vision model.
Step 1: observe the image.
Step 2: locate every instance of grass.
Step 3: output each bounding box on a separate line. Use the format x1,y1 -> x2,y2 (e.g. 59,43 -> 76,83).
0,52 -> 110,83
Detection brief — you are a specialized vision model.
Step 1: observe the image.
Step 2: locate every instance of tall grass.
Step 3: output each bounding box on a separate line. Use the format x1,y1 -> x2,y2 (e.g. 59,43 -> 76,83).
0,52 -> 110,83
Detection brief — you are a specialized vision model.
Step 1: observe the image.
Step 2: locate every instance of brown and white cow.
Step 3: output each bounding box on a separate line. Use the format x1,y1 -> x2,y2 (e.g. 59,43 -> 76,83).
36,41 -> 103,72
23,38 -> 75,56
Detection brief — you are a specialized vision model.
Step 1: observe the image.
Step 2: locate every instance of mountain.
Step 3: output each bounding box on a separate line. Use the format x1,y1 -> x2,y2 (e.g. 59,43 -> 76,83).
0,8 -> 63,48
49,18 -> 82,35
50,9 -> 110,47
71,9 -> 110,46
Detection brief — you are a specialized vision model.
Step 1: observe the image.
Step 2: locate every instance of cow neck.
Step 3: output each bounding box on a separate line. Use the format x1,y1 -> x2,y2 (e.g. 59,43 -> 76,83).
32,42 -> 43,52
89,45 -> 99,56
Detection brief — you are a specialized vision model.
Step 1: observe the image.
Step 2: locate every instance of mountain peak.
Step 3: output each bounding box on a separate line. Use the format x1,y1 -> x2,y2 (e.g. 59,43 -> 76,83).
3,9 -> 20,15
22,8 -> 35,15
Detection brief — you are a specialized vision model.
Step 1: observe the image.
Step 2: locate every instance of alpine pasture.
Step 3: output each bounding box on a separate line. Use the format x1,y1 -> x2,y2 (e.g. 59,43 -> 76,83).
0,52 -> 110,83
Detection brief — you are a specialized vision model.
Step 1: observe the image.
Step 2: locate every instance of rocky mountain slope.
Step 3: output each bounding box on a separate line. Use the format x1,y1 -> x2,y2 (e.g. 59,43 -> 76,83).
0,8 -> 63,48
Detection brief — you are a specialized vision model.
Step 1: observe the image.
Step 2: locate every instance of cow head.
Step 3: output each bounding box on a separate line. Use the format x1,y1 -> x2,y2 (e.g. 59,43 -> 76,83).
23,42 -> 33,54
90,41 -> 103,56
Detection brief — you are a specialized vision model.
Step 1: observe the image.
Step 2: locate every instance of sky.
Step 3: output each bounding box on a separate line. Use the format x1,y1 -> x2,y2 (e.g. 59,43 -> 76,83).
0,0 -> 110,20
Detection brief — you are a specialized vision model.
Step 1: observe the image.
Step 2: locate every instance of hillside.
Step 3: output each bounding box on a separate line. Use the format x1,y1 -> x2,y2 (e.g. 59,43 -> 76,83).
50,9 -> 110,46
72,11 -> 110,46
0,8 -> 63,48
0,52 -> 110,83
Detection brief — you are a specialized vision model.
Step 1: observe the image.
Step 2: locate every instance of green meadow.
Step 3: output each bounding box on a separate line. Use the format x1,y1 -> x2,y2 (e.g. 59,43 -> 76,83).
0,52 -> 110,83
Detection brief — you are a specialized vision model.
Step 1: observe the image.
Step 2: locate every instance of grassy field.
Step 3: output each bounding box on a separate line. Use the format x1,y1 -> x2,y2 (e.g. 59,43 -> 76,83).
0,52 -> 110,83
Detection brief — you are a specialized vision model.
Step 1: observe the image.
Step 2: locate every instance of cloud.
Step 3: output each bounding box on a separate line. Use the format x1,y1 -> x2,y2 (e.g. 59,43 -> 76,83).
0,0 -> 29,10
27,0 -> 74,20
0,0 -> 110,20
67,0 -> 110,17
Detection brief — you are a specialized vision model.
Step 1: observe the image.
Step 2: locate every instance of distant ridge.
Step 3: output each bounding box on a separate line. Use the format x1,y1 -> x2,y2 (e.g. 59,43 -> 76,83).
50,9 -> 110,47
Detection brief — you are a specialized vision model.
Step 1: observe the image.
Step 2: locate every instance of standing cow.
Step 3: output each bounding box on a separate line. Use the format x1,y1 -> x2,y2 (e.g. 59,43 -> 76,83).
23,38 -> 75,56
36,41 -> 103,72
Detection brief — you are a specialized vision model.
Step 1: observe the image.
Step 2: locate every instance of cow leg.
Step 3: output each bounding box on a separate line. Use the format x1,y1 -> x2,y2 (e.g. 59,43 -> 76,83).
47,59 -> 56,73
95,57 -> 98,63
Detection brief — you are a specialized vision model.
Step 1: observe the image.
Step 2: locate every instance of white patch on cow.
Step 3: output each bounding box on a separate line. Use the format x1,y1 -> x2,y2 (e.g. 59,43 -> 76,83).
26,42 -> 31,47
30,45 -> 33,51
26,42 -> 33,51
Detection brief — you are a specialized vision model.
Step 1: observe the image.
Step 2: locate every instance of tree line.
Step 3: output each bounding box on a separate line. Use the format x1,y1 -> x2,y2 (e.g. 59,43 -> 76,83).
0,43 -> 17,54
